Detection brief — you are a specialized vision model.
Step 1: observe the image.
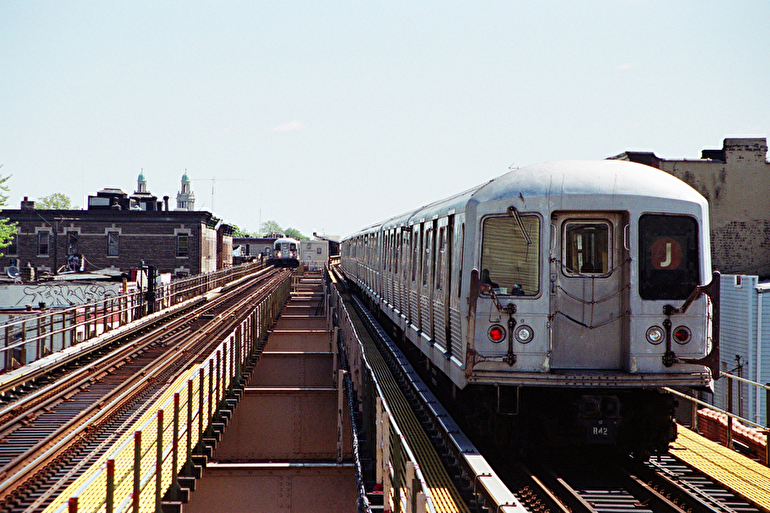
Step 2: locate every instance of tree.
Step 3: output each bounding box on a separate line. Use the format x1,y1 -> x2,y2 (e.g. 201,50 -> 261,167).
259,220 -> 283,237
257,220 -> 307,239
231,224 -> 256,238
36,192 -> 76,210
0,169 -> 18,257
284,227 -> 307,240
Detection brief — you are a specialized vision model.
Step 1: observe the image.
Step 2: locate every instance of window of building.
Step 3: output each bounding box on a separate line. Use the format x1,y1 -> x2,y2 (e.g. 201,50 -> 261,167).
7,232 -> 17,255
38,231 -> 50,256
107,231 -> 119,256
67,231 -> 79,255
177,234 -> 189,257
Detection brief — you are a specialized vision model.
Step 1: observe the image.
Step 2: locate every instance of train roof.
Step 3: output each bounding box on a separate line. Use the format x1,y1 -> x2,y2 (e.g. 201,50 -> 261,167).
472,160 -> 706,207
345,160 -> 707,239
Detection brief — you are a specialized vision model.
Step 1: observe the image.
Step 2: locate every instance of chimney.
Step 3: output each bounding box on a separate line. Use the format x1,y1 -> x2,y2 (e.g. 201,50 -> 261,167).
163,195 -> 169,211
21,197 -> 35,210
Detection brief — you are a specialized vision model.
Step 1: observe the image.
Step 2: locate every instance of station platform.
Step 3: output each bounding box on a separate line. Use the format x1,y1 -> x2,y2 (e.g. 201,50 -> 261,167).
671,425 -> 770,512
184,272 -> 358,513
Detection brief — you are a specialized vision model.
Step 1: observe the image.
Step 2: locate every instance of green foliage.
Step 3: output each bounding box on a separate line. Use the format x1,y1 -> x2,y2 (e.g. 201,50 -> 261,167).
259,220 -> 283,237
284,227 -> 307,240
258,220 -> 306,240
36,192 -> 76,210
0,169 -> 18,257
231,224 -> 257,237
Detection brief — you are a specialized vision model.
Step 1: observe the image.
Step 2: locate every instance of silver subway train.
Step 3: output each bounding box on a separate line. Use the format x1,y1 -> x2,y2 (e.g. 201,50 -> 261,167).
270,237 -> 300,268
340,160 -> 720,455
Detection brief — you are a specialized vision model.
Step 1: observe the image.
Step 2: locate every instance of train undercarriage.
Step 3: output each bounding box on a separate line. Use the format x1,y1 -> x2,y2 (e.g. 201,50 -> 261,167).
359,293 -> 678,460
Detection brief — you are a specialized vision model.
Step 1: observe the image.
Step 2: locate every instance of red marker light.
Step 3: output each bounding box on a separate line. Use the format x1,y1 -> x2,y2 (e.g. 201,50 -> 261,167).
488,325 -> 506,343
674,327 -> 691,344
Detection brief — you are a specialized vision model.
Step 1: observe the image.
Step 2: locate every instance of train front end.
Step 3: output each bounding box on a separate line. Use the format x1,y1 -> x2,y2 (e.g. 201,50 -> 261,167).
464,160 -> 717,454
271,237 -> 300,268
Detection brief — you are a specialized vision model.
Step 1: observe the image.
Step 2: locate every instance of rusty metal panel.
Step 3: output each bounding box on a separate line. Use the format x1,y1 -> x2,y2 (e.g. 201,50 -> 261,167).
265,331 -> 330,351
280,300 -> 324,315
185,463 -> 358,513
248,352 -> 334,388
275,315 -> 327,330
214,388 -> 353,461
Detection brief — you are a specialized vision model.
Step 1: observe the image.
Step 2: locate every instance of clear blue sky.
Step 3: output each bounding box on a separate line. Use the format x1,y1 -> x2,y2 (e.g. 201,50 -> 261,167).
2,1 -> 768,238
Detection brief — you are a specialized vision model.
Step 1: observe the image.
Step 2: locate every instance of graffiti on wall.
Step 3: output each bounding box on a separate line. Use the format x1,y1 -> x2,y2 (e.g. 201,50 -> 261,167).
13,283 -> 121,308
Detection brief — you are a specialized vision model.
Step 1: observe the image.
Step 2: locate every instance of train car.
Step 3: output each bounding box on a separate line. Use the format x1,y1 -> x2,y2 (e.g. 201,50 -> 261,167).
340,160 -> 720,456
270,237 -> 300,268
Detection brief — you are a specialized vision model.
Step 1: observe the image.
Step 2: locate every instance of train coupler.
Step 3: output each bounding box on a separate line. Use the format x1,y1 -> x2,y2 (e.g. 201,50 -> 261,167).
578,395 -> 621,444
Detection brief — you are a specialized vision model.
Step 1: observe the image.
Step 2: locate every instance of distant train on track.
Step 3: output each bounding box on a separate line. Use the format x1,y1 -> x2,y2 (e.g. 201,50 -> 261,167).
340,160 -> 720,457
270,237 -> 300,268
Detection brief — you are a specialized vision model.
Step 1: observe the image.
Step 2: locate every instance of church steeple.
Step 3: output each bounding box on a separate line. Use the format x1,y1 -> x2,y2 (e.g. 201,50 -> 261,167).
136,170 -> 148,194
176,170 -> 196,211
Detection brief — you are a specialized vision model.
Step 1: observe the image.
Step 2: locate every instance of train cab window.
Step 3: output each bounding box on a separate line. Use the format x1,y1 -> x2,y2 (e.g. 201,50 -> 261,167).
639,214 -> 700,300
480,215 -> 540,296
563,222 -> 611,276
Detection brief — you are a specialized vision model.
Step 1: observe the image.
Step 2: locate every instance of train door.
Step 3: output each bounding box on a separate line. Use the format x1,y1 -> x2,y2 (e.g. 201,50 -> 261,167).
411,224 -> 422,332
420,223 -> 434,339
550,212 -> 628,369
434,217 -> 451,352
401,229 -> 410,320
448,216 -> 464,358
384,230 -> 392,304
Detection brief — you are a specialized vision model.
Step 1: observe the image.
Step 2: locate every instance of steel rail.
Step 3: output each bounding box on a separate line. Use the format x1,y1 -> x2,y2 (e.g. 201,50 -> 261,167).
0,268 -> 289,506
0,267 -> 275,436
333,265 -> 525,512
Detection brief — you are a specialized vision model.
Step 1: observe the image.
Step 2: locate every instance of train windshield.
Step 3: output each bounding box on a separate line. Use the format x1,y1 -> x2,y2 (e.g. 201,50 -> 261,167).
563,221 -> 611,276
638,214 -> 700,300
480,215 -> 540,296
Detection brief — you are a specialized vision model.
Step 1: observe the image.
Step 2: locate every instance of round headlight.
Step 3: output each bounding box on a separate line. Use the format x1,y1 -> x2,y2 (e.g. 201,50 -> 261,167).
514,325 -> 534,344
487,325 -> 506,343
646,326 -> 665,345
673,326 -> 692,345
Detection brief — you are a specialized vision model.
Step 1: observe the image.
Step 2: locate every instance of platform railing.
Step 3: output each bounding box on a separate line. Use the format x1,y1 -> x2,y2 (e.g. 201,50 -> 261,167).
45,269 -> 291,513
331,283 -> 432,513
0,261 -> 267,373
666,374 -> 769,467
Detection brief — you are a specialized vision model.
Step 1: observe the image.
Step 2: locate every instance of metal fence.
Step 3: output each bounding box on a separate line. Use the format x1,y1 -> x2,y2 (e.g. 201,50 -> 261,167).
667,371 -> 769,467
0,262 -> 267,373
331,284 -> 433,513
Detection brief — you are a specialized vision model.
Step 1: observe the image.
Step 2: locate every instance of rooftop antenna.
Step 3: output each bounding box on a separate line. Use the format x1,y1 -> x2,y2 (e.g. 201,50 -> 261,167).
191,177 -> 244,213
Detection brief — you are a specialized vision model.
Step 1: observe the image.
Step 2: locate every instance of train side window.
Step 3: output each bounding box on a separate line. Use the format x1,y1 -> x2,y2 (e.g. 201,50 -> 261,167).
563,221 -> 611,276
480,215 -> 540,296
639,214 -> 699,300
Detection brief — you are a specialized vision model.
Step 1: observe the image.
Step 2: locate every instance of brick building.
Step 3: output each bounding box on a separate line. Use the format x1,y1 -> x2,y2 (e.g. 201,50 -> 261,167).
611,138 -> 770,278
2,175 -> 233,279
